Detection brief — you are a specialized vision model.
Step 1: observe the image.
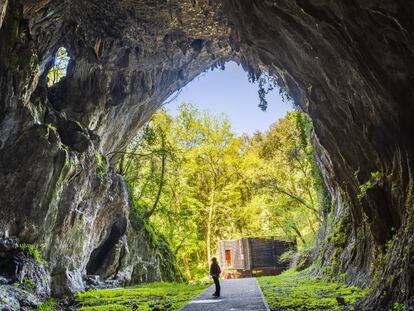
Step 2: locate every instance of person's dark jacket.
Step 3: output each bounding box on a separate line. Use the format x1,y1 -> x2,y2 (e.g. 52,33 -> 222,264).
210,262 -> 221,277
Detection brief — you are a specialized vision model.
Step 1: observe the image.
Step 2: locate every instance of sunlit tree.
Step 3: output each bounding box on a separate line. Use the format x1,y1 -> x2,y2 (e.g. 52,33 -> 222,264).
123,104 -> 325,279
47,47 -> 70,86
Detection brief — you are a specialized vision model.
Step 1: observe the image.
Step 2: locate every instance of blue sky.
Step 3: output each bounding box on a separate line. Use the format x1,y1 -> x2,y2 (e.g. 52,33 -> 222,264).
164,61 -> 292,135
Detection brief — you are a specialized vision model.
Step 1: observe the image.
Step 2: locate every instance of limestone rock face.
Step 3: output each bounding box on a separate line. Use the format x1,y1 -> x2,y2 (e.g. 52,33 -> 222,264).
0,0 -> 414,310
0,0 -> 229,305
0,238 -> 49,309
223,1 -> 414,309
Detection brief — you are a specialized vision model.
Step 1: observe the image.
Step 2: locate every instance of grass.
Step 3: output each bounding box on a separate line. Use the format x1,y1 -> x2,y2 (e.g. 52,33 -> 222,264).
74,281 -> 210,311
258,269 -> 369,311
38,298 -> 57,311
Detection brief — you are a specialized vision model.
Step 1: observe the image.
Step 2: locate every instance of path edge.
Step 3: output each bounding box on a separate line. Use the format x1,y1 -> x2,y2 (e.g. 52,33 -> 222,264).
179,282 -> 215,311
255,277 -> 270,311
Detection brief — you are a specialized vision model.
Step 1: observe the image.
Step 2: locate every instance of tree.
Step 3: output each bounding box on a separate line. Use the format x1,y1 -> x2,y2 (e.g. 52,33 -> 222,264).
47,47 -> 70,86
123,105 -> 325,280
246,112 -> 323,245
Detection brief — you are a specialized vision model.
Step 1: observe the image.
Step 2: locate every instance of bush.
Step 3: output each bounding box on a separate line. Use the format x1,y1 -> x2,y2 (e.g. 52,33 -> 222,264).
279,249 -> 296,264
295,247 -> 313,271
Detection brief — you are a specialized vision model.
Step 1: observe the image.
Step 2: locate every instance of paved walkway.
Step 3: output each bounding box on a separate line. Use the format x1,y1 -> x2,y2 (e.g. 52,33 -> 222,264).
181,278 -> 269,311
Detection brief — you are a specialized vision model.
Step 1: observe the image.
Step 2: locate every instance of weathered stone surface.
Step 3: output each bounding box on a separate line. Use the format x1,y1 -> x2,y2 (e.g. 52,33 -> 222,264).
0,1 -> 226,305
222,1 -> 414,309
0,285 -> 41,311
0,0 -> 7,30
0,0 -> 414,310
0,238 -> 49,309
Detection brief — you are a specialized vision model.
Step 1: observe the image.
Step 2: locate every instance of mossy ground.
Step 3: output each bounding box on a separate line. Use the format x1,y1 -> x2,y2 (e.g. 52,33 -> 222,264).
74,282 -> 209,311
258,269 -> 369,311
38,298 -> 57,311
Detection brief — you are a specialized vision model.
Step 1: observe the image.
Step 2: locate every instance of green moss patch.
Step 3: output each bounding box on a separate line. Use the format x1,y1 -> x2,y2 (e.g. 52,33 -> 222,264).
38,298 -> 57,311
96,150 -> 108,177
18,243 -> 46,265
75,282 -> 209,311
258,270 -> 369,310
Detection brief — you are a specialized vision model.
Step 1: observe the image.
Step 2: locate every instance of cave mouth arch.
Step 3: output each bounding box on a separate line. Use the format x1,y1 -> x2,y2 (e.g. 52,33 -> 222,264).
86,218 -> 127,277
0,1 -> 413,308
163,61 -> 293,136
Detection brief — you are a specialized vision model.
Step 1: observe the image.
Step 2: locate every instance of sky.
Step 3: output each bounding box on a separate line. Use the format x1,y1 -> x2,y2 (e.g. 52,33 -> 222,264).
164,61 -> 293,135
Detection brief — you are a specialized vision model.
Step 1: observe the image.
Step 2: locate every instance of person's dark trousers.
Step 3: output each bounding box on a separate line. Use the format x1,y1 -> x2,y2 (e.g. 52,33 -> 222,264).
213,276 -> 220,296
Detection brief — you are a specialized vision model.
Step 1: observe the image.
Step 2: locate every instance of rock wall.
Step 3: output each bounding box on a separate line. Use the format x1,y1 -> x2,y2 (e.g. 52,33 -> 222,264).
1,0 -> 414,310
0,0 -> 230,306
223,1 -> 414,309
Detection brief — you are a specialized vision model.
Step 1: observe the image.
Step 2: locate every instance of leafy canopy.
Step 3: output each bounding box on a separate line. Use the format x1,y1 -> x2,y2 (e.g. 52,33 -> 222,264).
122,103 -> 327,280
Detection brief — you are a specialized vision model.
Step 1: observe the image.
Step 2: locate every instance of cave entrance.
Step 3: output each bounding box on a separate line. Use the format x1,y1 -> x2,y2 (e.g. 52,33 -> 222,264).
86,218 -> 126,277
46,47 -> 70,87
122,61 -> 322,281
164,61 -> 292,135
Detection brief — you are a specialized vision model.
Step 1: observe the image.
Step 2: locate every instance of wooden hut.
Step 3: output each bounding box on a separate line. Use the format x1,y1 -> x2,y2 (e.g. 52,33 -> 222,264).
217,237 -> 295,278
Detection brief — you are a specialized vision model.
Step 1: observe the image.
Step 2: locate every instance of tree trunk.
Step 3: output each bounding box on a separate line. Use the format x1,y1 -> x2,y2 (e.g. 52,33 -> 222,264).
292,224 -> 306,245
206,188 -> 215,266
183,254 -> 191,280
306,215 -> 316,234
144,134 -> 166,219
118,153 -> 125,175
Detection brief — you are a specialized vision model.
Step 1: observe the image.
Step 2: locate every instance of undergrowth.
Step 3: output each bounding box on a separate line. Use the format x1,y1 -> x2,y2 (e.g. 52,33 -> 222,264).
38,298 -> 57,311
258,269 -> 369,311
75,281 -> 209,311
128,182 -> 183,282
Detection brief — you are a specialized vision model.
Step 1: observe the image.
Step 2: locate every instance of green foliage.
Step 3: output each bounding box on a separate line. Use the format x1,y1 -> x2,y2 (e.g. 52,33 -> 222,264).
23,277 -> 35,291
252,112 -> 322,247
295,112 -> 331,216
295,247 -> 314,271
124,104 -> 324,280
358,171 -> 383,200
322,215 -> 351,277
47,123 -> 57,132
369,233 -> 398,290
392,302 -> 406,311
339,272 -> 348,282
79,305 -> 130,311
279,249 -> 296,263
127,181 -> 183,282
124,103 -> 248,279
38,298 -> 57,311
258,269 -> 369,310
248,71 -> 292,111
96,150 -> 108,177
18,243 -> 46,265
75,281 -> 209,311
257,75 -> 275,111
47,47 -> 69,86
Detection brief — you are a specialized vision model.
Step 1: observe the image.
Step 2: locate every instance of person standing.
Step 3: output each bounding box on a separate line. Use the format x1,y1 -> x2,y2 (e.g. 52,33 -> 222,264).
210,257 -> 221,297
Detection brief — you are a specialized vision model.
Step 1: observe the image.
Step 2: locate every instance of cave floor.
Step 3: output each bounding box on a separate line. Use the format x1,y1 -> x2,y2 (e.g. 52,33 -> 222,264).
181,278 -> 269,311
